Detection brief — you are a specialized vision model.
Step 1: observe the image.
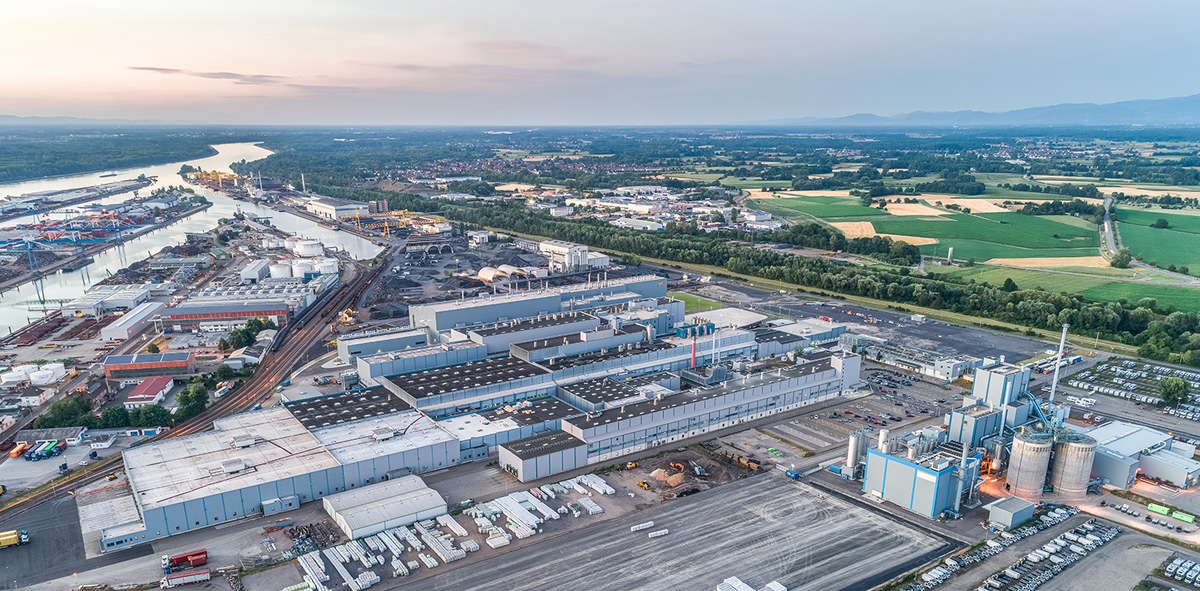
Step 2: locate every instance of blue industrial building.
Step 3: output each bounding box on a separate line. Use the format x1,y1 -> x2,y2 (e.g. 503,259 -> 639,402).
861,429 -> 982,519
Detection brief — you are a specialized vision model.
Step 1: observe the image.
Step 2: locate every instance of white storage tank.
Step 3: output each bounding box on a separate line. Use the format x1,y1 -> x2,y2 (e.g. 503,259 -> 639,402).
284,237 -> 300,251
316,258 -> 340,275
1050,433 -> 1097,501
28,370 -> 56,386
1007,431 -> 1053,500
292,259 -> 316,278
293,239 -> 324,257
269,263 -> 292,279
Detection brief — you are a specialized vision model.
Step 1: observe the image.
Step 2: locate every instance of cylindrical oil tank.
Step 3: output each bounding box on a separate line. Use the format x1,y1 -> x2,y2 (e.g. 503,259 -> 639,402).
1007,432 -> 1053,500
847,434 -> 860,467
284,237 -> 300,251
293,239 -> 324,258
269,263 -> 292,279
1050,434 -> 1097,501
292,259 -> 316,277
316,258 -> 340,275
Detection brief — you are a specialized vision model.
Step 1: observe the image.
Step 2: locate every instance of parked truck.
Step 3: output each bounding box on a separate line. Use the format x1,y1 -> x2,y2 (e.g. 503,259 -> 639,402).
785,469 -> 800,480
160,569 -> 210,588
0,530 -> 30,548
162,548 -> 208,573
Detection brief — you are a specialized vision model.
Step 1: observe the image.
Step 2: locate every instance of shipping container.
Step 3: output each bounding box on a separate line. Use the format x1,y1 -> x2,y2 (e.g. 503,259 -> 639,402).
9,443 -> 27,458
160,569 -> 210,588
0,530 -> 30,548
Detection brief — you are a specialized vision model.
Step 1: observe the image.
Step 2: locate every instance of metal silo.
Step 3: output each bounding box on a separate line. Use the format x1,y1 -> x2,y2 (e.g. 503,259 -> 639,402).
1050,434 -> 1097,501
1006,431 -> 1053,500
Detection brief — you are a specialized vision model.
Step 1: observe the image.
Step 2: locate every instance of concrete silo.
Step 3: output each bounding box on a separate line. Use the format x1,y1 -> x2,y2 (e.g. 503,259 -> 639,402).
1006,431 -> 1053,500
1050,433 -> 1097,501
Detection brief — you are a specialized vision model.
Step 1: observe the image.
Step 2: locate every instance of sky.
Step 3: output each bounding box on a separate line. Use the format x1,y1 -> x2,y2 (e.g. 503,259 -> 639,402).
5,0 -> 1200,125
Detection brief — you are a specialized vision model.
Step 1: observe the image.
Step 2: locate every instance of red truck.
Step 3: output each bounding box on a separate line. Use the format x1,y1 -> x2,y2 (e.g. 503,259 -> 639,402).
162,548 -> 207,572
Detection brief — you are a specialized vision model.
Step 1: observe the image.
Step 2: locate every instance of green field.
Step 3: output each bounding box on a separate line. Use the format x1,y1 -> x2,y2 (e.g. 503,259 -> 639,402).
668,292 -> 722,312
753,195 -> 891,221
719,177 -> 794,190
942,266 -> 1200,312
870,212 -> 1099,261
1117,208 -> 1200,271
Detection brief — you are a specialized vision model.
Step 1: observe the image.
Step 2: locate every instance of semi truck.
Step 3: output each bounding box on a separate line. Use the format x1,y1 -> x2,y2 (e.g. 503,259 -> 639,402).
160,569 -> 210,588
162,548 -> 208,572
0,530 -> 30,548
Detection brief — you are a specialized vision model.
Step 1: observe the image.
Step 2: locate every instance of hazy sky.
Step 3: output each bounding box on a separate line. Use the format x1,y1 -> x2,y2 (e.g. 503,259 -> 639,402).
5,0 -> 1200,125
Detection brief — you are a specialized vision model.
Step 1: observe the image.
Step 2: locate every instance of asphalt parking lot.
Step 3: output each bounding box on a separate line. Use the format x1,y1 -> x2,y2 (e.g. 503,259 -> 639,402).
417,475 -> 951,591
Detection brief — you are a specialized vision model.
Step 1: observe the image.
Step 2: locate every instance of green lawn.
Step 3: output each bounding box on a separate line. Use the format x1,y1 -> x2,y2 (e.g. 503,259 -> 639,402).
752,195 -> 891,221
668,292 -> 723,313
941,266 -> 1200,312
1117,208 -> 1200,271
719,177 -> 794,190
871,212 -> 1099,261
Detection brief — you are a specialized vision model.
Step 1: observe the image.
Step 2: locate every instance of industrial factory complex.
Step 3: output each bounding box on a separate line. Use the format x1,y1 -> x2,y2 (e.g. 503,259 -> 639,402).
98,267 -> 865,551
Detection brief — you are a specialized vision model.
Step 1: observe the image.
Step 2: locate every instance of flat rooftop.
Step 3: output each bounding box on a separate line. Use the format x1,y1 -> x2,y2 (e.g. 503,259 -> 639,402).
410,273 -> 662,315
511,324 -> 644,353
124,407 -> 338,510
566,361 -> 834,429
537,340 -> 675,370
439,397 -> 582,440
684,307 -> 768,329
360,340 -> 483,364
105,352 -> 192,365
311,409 -> 458,466
469,311 -> 596,338
1079,420 -> 1172,458
559,377 -> 641,406
162,301 -> 289,316
753,328 -> 806,346
286,388 -> 412,430
388,356 -> 550,399
501,430 -> 587,461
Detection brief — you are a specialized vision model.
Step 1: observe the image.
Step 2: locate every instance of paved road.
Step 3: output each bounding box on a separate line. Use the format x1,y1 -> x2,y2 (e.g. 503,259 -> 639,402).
415,476 -> 951,591
0,494 -> 152,588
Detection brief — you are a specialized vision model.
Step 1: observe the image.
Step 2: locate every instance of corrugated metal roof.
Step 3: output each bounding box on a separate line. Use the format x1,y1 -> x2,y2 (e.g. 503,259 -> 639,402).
323,475 -> 428,511
334,489 -> 445,533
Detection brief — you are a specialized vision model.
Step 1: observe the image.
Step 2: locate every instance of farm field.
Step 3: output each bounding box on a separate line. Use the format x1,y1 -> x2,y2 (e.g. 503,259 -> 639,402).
941,266 -> 1200,312
869,212 -> 1100,261
753,195 -> 891,220
719,177 -> 794,189
1117,207 -> 1200,271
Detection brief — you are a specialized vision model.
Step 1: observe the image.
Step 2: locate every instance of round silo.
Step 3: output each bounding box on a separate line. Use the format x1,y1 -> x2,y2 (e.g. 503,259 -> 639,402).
292,259 -> 316,278
269,263 -> 292,279
1006,432 -> 1053,500
316,258 -> 340,275
1050,434 -> 1097,501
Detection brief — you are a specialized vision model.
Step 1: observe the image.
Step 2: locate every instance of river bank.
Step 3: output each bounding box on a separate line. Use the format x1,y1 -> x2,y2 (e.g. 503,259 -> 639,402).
0,202 -> 213,295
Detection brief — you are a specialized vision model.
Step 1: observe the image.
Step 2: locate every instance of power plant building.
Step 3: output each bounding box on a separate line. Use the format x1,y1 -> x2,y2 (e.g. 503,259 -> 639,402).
1076,420 -> 1200,490
862,428 -> 981,519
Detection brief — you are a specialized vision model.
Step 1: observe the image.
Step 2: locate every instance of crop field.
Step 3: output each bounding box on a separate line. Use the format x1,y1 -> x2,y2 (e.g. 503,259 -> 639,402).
870,212 -> 1099,261
719,177 -> 794,189
1117,207 -> 1200,271
941,266 -> 1200,312
754,195 -> 892,220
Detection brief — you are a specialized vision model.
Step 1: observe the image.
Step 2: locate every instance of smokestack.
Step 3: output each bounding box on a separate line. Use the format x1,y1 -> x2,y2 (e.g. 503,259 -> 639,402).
1048,323 -> 1070,406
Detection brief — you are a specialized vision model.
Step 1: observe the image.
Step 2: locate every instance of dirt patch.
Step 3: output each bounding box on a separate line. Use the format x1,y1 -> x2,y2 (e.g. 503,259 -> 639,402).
939,198 -> 1008,213
878,234 -> 939,246
885,202 -> 946,216
830,221 -> 876,238
984,256 -> 1110,268
495,183 -> 539,191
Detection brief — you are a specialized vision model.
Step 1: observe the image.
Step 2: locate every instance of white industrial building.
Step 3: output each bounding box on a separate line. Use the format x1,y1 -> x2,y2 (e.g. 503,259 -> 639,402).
1075,420 -> 1200,490
306,196 -> 369,220
539,240 -> 589,273
66,285 -> 153,317
100,302 -> 164,341
611,218 -> 664,231
322,475 -> 446,540
239,259 -> 270,284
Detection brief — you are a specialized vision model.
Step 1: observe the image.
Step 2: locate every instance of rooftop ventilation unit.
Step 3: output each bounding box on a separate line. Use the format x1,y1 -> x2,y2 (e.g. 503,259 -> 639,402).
221,459 -> 248,474
372,427 -> 395,441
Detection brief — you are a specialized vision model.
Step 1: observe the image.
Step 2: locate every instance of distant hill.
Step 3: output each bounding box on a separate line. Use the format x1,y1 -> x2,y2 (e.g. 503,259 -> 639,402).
760,93 -> 1200,127
0,114 -> 174,126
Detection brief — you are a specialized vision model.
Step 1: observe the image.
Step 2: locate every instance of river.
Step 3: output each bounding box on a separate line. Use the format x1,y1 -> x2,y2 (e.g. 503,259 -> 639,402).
0,142 -> 383,334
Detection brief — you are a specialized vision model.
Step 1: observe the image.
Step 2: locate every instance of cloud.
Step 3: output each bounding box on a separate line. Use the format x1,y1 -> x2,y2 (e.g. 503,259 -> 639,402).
129,66 -> 287,86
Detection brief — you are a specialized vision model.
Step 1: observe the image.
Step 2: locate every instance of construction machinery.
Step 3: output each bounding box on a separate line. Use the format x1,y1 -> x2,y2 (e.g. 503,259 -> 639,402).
338,307 -> 357,326
669,462 -> 685,472
636,481 -> 651,491
625,461 -> 638,470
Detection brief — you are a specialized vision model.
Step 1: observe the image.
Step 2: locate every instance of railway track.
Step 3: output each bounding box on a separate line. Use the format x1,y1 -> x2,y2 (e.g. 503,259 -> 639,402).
0,254 -> 390,522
